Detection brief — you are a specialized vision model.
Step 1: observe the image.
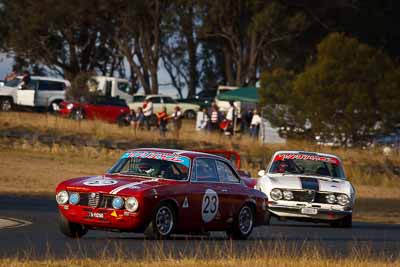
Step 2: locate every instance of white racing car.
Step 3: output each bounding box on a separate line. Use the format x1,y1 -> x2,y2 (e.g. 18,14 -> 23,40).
257,151 -> 355,227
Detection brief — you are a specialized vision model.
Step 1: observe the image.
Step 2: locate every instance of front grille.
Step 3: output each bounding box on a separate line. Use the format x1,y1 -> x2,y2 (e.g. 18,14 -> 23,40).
74,192 -> 114,208
293,190 -> 316,202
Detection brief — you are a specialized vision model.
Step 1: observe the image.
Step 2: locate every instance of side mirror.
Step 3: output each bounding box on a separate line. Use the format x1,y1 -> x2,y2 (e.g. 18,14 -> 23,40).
258,170 -> 266,177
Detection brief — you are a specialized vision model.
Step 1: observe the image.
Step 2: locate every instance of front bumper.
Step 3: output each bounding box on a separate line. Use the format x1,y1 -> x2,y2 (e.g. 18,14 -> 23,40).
269,203 -> 352,221
59,204 -> 146,231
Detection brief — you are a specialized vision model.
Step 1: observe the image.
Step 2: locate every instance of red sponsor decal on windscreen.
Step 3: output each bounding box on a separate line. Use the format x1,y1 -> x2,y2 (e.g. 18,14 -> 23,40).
274,153 -> 339,165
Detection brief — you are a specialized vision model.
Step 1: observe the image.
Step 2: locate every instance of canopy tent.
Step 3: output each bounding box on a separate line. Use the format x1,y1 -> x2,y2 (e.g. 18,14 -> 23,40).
216,86 -> 259,103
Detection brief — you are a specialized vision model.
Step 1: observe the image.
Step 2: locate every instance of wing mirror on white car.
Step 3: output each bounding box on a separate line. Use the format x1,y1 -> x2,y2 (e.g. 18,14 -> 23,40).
258,170 -> 266,177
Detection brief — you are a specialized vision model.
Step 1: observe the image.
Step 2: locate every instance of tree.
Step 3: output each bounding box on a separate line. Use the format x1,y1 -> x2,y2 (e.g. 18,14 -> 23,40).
199,0 -> 306,86
261,33 -> 400,145
0,0 -> 122,80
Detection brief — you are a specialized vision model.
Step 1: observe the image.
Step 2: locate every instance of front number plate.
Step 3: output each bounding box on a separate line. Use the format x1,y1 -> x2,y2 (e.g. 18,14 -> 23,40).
301,207 -> 318,215
88,212 -> 104,219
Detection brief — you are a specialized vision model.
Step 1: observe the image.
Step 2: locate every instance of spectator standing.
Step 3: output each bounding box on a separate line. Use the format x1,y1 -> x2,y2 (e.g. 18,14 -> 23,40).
225,101 -> 236,135
208,104 -> 220,132
4,68 -> 17,81
21,70 -> 31,89
135,107 -> 145,129
157,107 -> 168,137
199,107 -> 209,131
250,109 -> 262,139
142,99 -> 153,130
170,106 -> 183,139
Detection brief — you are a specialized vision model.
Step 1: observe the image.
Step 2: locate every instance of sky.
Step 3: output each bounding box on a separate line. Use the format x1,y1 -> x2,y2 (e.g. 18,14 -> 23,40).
0,53 -> 182,98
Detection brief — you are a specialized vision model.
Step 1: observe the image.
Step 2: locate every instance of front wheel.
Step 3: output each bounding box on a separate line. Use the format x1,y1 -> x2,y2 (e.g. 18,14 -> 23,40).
58,212 -> 87,238
0,98 -> 13,112
145,203 -> 176,239
227,204 -> 255,240
70,108 -> 84,121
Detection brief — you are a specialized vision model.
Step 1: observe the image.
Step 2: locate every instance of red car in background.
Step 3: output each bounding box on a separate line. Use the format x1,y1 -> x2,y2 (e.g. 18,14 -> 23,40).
56,148 -> 267,239
197,150 -> 257,188
58,96 -> 130,125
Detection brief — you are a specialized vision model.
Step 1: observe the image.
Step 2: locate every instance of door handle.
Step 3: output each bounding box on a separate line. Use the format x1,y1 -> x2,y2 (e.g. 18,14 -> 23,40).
221,189 -> 229,193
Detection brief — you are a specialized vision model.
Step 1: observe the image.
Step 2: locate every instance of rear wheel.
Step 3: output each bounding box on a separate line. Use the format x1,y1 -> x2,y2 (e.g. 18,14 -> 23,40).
184,110 -> 196,120
227,204 -> 254,240
330,214 -> 352,228
0,97 -> 13,112
58,212 -> 87,238
145,203 -> 176,239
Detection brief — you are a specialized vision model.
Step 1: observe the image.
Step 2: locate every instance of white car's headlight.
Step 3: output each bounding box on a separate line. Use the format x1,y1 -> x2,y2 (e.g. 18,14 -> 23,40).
325,194 -> 336,204
112,196 -> 125,209
56,190 -> 69,205
270,189 -> 283,200
283,190 -> 294,200
69,192 -> 80,205
125,197 -> 139,212
337,194 -> 350,206
66,103 -> 74,110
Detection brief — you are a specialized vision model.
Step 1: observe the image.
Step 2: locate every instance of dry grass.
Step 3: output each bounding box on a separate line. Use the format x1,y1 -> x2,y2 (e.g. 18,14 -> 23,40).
0,241 -> 400,267
0,241 -> 399,267
1,258 -> 399,267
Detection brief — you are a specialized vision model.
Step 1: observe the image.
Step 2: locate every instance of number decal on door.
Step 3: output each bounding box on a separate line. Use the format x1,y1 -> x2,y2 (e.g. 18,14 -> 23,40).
202,189 -> 219,223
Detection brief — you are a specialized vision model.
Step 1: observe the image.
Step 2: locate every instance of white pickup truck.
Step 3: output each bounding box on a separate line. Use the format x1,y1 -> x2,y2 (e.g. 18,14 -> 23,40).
0,76 -> 70,111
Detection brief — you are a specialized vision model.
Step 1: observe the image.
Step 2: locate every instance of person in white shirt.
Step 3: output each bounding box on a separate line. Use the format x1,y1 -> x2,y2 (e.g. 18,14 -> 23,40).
225,101 -> 236,135
250,109 -> 262,139
142,99 -> 153,130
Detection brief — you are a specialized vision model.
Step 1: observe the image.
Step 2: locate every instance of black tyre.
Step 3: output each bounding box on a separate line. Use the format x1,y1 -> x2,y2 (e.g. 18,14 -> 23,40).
0,98 -> 13,112
330,214 -> 352,228
227,204 -> 255,240
58,212 -> 88,238
71,108 -> 85,121
184,110 -> 196,120
117,114 -> 130,127
48,101 -> 61,114
145,202 -> 176,239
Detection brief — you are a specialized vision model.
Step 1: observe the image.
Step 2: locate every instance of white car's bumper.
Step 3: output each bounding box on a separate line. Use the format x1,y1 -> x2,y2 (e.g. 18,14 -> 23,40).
269,202 -> 352,221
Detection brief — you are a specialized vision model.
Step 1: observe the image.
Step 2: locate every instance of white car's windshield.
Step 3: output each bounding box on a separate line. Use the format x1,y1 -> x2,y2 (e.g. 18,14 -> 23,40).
108,151 -> 191,181
269,153 -> 345,178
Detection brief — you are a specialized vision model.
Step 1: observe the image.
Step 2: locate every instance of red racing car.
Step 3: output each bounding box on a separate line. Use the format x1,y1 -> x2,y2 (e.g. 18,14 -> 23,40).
56,148 -> 267,239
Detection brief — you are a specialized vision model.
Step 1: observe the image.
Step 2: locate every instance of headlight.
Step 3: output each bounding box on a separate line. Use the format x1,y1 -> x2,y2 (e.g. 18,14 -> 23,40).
66,103 -> 74,110
125,197 -> 139,212
283,190 -> 294,200
270,189 -> 283,200
325,194 -> 336,204
56,190 -> 69,205
112,196 -> 125,209
337,194 -> 350,206
69,192 -> 80,205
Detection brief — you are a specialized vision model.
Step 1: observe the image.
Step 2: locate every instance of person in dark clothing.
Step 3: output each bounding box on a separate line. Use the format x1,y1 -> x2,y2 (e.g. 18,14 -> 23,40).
21,70 -> 31,89
157,107 -> 168,137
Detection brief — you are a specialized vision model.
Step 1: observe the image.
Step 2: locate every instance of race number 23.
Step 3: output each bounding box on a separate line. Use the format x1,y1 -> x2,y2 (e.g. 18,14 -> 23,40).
202,189 -> 219,223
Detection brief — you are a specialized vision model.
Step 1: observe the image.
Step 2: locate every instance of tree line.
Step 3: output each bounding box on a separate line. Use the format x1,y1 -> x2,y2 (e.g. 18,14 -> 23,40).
1,0 -> 399,145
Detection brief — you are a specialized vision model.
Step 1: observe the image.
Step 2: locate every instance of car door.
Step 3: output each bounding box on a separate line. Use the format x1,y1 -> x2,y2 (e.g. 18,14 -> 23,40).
36,80 -> 66,107
16,79 -> 38,107
161,96 -> 177,113
148,96 -> 162,113
188,158 -> 228,231
214,160 -> 248,223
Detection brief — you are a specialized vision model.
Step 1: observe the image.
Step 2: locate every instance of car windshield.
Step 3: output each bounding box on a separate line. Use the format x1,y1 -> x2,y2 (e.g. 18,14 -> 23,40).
3,78 -> 21,87
108,151 -> 191,181
269,153 -> 345,178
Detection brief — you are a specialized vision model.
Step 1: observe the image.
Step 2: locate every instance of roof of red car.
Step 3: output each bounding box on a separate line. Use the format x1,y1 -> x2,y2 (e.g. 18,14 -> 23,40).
126,148 -> 225,160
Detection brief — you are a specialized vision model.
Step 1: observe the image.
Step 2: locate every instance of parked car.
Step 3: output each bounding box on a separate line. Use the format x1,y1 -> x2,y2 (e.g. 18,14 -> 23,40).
128,94 -> 200,119
58,96 -> 130,125
180,90 -> 217,108
256,151 -> 355,227
0,76 -> 70,112
56,148 -> 268,239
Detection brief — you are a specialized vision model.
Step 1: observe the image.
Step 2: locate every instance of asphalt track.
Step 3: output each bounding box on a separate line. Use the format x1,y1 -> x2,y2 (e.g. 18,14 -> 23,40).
0,195 -> 399,259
